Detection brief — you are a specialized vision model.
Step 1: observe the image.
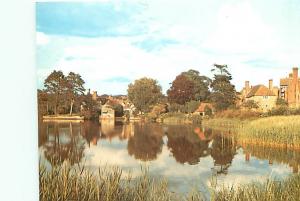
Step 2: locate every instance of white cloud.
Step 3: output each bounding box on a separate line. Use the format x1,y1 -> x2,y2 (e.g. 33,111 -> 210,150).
36,1 -> 300,94
36,32 -> 50,45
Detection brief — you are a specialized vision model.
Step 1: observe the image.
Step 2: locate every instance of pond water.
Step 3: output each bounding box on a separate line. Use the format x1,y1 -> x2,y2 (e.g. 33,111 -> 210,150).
38,120 -> 300,197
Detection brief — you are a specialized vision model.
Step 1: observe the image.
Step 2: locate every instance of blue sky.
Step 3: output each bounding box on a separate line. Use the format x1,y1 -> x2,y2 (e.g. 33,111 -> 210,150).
36,0 -> 300,95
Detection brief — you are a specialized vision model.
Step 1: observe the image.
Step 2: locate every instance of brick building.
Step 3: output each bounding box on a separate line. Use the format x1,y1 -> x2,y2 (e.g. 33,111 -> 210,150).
280,67 -> 300,108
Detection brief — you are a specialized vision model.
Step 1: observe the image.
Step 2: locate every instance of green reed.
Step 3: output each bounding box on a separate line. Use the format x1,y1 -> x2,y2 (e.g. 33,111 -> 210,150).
239,115 -> 300,146
40,161 -> 300,201
39,162 -> 204,201
215,174 -> 300,201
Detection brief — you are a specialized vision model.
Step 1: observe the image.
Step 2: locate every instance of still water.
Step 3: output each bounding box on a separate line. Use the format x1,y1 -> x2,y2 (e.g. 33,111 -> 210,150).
38,120 -> 300,195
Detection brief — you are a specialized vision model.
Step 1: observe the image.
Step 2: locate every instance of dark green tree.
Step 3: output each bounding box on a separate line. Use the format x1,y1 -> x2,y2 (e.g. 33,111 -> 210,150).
44,70 -> 67,115
66,72 -> 85,115
210,64 -> 237,111
127,77 -> 163,113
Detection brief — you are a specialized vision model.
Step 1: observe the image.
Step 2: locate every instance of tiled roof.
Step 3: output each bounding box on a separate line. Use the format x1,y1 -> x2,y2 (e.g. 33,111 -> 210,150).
246,85 -> 276,98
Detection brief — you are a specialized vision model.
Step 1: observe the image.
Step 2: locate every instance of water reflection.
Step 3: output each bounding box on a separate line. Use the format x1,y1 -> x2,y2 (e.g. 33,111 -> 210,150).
242,144 -> 300,174
40,122 -> 85,166
128,123 -> 164,161
166,125 -> 211,165
38,121 -> 300,193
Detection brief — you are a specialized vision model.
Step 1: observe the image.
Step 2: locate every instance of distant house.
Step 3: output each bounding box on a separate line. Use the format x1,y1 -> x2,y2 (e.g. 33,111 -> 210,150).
243,83 -> 277,112
100,104 -> 115,120
194,103 -> 214,116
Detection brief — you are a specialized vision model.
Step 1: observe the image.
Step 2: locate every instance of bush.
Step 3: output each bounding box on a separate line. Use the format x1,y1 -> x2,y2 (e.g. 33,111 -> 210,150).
183,100 -> 200,113
242,100 -> 259,109
113,104 -> 124,117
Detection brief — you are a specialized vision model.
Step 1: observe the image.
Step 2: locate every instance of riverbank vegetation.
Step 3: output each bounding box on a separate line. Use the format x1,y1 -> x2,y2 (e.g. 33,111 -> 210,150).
39,163 -> 204,201
40,162 -> 300,201
238,115 -> 300,148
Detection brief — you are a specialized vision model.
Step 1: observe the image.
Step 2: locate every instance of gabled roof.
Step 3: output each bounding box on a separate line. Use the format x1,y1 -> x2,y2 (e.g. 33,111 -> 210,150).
246,85 -> 275,98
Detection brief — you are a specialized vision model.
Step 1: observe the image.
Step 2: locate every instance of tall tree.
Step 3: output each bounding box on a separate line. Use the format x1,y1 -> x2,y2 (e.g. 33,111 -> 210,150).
66,72 -> 85,115
127,77 -> 163,113
210,64 -> 237,111
44,70 -> 67,115
181,69 -> 211,101
167,74 -> 195,105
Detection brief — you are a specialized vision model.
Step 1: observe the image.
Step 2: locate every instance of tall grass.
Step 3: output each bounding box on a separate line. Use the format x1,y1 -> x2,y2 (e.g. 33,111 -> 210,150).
215,174 -> 300,201
239,116 -> 300,147
202,118 -> 246,131
40,162 -> 300,201
39,162 -> 204,201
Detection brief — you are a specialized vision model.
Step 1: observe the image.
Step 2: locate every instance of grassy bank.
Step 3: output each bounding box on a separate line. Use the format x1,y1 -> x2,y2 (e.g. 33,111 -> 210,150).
40,162 -> 300,201
160,112 -> 202,124
239,116 -> 300,148
202,118 -> 247,131
203,115 -> 300,148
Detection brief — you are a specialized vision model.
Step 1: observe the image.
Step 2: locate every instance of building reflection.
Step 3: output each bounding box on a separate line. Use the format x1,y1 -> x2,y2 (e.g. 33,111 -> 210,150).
242,144 -> 300,174
127,123 -> 164,161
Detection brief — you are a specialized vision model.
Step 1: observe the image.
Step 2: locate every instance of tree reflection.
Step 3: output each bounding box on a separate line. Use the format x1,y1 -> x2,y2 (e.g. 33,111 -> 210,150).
211,133 -> 236,175
41,122 -> 85,166
127,123 -> 164,161
82,121 -> 100,146
166,126 -> 211,165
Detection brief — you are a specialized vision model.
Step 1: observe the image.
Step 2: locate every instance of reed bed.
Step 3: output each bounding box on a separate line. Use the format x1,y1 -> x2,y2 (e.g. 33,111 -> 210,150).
215,174 -> 300,201
39,162 -> 204,201
40,162 -> 300,201
238,116 -> 300,147
202,118 -> 246,131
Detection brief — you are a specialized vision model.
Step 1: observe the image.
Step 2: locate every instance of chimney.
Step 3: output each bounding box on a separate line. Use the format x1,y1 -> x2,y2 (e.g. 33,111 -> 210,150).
245,81 -> 250,91
269,79 -> 273,90
293,67 -> 298,81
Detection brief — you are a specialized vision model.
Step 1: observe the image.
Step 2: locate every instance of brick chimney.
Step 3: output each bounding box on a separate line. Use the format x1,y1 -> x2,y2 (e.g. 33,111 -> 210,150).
245,81 -> 250,91
293,67 -> 298,81
269,79 -> 273,90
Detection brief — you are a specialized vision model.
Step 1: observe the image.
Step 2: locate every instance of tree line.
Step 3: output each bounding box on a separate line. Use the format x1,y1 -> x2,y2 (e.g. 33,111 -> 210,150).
38,63 -> 237,119
128,64 -> 237,113
38,70 -> 99,119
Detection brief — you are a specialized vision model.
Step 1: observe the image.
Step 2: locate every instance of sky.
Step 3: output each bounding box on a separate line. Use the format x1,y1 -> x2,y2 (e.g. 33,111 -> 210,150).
36,0 -> 300,95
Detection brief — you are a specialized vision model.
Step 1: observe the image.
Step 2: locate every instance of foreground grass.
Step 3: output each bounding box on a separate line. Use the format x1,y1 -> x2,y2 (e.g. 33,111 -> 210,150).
40,162 -> 300,201
215,174 -> 300,201
39,163 -> 204,201
239,115 -> 300,147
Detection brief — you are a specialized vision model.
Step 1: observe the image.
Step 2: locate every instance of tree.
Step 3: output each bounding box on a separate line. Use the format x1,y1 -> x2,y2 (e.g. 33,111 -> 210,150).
66,72 -> 85,115
44,70 -> 67,115
242,100 -> 259,109
167,74 -> 195,105
181,69 -> 211,101
112,104 -> 124,117
210,64 -> 237,111
276,98 -> 288,106
127,77 -> 163,113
